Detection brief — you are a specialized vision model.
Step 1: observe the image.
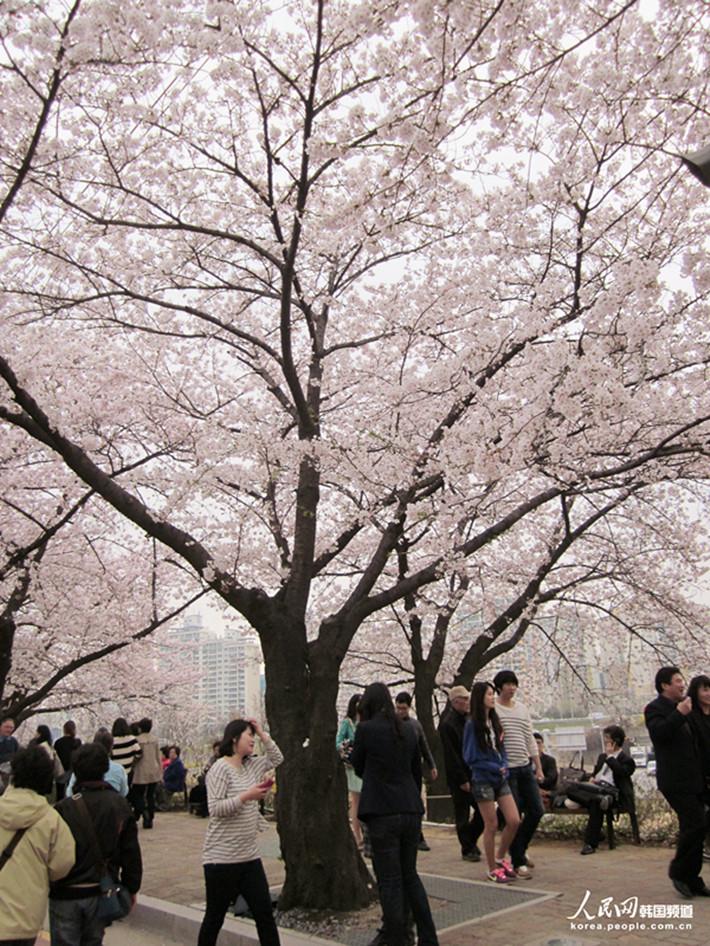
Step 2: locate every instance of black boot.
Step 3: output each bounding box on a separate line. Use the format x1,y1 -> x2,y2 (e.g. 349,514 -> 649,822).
143,814 -> 153,829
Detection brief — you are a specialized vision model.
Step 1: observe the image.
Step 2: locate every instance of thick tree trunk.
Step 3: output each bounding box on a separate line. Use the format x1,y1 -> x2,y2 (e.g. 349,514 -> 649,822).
413,664 -> 448,797
261,614 -> 373,910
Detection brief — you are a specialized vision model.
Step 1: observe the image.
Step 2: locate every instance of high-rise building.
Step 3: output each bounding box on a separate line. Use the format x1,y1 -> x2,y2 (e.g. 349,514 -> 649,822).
170,612 -> 262,724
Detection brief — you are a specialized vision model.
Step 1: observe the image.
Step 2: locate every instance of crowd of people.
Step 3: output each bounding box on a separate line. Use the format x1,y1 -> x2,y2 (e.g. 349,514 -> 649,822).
0,713 -> 196,945
436,670 -> 543,882
337,665 -> 710,944
0,663 -> 708,946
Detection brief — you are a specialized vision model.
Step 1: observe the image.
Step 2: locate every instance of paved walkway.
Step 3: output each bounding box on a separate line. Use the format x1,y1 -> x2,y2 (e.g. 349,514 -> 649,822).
114,810 -> 708,946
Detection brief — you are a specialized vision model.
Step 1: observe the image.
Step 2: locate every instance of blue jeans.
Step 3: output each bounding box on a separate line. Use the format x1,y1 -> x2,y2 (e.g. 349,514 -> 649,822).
367,813 -> 439,946
49,896 -> 106,946
508,763 -> 544,868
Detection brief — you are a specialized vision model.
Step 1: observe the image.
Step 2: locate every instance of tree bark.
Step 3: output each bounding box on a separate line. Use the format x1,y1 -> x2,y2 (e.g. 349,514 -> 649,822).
261,609 -> 372,910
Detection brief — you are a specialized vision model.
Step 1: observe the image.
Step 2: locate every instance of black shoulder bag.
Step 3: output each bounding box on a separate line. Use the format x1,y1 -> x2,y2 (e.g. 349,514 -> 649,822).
0,827 -> 27,871
73,795 -> 132,923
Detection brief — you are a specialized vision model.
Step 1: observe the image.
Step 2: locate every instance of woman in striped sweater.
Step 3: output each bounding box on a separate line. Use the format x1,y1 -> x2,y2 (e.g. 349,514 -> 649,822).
198,718 -> 283,946
110,717 -> 141,779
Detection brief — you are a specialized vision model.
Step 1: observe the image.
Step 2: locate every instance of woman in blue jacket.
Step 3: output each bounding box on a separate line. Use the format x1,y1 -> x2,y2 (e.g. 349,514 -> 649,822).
463,682 -> 520,883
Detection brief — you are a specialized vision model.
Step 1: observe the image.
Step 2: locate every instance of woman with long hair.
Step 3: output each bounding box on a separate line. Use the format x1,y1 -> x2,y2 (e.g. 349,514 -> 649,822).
30,724 -> 64,793
688,673 -> 710,747
351,682 -> 439,946
30,724 -> 53,749
198,718 -> 283,946
688,674 -> 710,860
462,682 -> 520,883
336,692 -> 363,849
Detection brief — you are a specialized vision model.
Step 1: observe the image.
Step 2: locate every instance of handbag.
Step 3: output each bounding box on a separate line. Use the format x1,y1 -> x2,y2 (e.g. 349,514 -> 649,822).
557,752 -> 586,792
53,750 -> 66,782
97,873 -> 132,921
338,719 -> 355,766
566,780 -> 618,805
73,795 -> 132,923
339,738 -> 354,765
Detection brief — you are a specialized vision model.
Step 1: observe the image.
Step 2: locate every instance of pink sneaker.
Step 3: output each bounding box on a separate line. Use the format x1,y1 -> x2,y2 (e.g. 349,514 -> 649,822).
486,867 -> 512,884
496,859 -> 516,879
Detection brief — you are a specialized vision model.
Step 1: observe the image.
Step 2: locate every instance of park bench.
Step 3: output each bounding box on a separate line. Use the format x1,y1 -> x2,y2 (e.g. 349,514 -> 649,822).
425,792 -> 640,849
542,793 -> 641,848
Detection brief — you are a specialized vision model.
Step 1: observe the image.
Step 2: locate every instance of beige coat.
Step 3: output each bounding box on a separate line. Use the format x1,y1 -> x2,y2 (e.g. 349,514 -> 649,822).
0,786 -> 75,939
132,731 -> 163,784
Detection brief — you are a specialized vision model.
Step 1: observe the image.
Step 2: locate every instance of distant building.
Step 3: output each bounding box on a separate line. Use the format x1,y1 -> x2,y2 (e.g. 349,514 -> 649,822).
170,613 -> 262,724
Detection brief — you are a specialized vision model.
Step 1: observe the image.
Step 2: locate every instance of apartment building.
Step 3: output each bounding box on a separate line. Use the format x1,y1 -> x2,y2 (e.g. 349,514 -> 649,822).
170,612 -> 263,723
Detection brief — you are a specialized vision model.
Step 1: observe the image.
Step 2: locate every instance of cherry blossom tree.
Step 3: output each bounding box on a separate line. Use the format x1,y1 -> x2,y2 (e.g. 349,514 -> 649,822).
344,483 -> 710,789
1,0 -> 709,908
0,424 -> 209,720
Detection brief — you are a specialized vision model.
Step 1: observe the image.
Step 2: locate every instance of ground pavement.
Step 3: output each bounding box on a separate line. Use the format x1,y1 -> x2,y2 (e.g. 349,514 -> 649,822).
54,811 -> 709,946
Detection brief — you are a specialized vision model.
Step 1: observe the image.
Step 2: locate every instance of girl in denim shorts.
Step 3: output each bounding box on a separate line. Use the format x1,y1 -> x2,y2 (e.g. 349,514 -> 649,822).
463,682 -> 521,883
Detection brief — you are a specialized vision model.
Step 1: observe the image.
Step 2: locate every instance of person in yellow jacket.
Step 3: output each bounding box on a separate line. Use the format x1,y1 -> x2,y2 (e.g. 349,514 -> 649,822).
0,746 -> 75,945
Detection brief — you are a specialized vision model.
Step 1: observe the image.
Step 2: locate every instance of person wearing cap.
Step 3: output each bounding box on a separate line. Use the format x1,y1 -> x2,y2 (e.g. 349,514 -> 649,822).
437,686 -> 484,862
493,670 -> 544,878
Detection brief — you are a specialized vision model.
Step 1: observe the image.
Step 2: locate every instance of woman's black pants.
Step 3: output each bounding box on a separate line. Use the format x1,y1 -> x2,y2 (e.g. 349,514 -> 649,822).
198,859 -> 280,946
367,812 -> 439,946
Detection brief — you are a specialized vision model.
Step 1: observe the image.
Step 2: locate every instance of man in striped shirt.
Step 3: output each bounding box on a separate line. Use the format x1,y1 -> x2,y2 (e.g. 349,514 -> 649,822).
493,670 -> 544,879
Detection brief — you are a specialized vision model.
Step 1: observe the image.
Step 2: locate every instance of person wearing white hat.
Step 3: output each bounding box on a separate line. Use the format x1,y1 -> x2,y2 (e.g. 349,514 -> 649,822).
437,686 -> 483,862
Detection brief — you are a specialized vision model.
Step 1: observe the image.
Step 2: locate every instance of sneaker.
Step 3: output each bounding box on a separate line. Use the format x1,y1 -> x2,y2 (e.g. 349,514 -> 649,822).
486,867 -> 512,884
462,850 -> 481,862
515,865 -> 533,879
703,846 -> 710,862
495,858 -> 516,879
417,839 -> 431,851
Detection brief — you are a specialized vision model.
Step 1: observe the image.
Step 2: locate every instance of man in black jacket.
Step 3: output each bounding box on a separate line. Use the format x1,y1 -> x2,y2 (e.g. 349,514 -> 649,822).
53,720 -> 81,801
396,692 -> 437,852
533,733 -> 558,795
570,726 -> 636,855
49,743 -> 143,945
437,686 -> 483,862
645,666 -> 708,899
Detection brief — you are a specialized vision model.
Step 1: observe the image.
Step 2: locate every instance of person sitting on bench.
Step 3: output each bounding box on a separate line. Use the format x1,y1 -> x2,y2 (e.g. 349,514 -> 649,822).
566,725 -> 636,855
163,745 -> 187,807
533,732 -> 558,802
